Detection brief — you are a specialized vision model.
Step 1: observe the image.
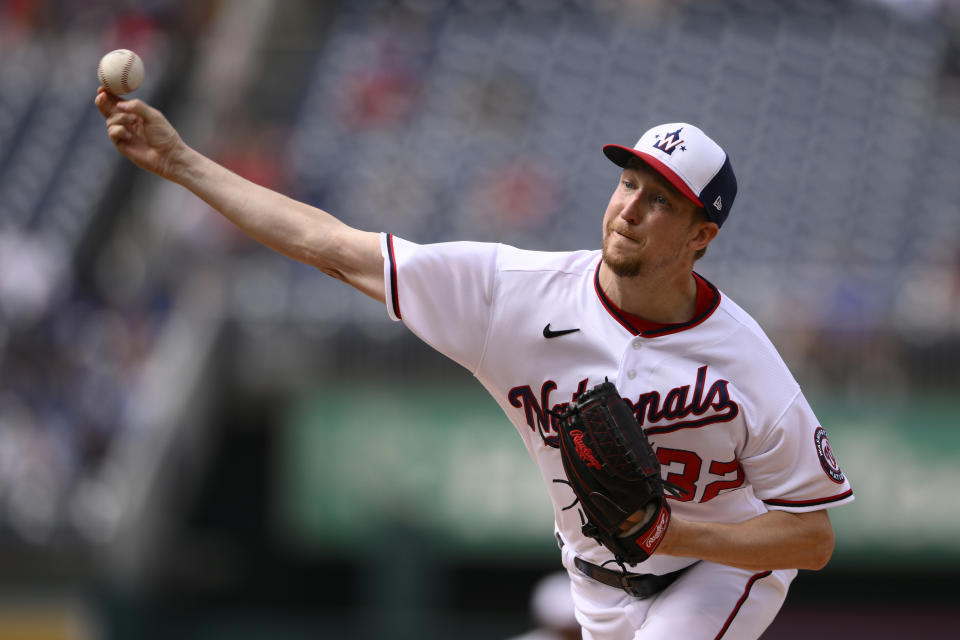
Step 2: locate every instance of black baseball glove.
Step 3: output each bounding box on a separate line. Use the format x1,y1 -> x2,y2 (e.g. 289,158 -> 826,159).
556,380 -> 677,566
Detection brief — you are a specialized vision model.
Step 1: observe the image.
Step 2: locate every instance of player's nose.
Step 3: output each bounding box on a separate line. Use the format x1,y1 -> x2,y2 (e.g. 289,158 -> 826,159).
619,190 -> 646,224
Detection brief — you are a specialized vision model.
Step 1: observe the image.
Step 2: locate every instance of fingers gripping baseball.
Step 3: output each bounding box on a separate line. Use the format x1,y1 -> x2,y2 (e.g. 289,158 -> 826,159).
95,88 -> 183,179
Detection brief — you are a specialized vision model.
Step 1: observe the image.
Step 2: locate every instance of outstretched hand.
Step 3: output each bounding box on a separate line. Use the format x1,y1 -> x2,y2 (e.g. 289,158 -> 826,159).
95,87 -> 185,181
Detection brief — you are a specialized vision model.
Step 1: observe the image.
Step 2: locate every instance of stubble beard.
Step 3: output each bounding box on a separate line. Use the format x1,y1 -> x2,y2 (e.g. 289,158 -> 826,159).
601,229 -> 646,277
601,231 -> 685,279
601,245 -> 644,277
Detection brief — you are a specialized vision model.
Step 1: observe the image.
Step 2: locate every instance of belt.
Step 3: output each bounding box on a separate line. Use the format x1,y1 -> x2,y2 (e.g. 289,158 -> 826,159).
573,557 -> 688,599
557,533 -> 692,599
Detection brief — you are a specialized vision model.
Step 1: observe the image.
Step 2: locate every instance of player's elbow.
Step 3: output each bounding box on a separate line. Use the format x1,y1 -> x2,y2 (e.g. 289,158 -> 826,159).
803,522 -> 835,571
807,538 -> 834,571
311,226 -> 376,278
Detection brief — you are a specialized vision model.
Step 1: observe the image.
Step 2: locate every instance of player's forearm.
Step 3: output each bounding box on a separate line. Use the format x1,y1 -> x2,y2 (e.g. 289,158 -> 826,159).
170,146 -> 342,267
657,510 -> 834,572
167,147 -> 386,302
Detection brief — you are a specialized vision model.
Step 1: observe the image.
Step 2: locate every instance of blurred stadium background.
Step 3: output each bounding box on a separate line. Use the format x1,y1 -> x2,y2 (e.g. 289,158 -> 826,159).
2,0 -> 960,638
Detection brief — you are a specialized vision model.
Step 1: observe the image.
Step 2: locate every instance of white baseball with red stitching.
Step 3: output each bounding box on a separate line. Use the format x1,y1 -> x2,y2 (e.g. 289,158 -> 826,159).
97,49 -> 144,96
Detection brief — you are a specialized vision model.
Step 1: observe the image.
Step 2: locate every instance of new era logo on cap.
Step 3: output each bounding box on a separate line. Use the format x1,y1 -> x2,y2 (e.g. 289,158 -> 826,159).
603,123 -> 737,227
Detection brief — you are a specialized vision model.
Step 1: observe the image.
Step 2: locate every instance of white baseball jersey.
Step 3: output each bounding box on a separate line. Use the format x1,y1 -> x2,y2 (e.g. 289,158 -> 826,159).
381,234 -> 854,577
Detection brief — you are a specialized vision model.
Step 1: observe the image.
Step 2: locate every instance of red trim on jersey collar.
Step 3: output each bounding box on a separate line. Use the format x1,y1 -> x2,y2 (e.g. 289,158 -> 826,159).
593,262 -> 721,337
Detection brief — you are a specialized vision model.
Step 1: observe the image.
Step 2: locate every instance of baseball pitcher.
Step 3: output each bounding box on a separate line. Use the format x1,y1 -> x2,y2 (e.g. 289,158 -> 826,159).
96,86 -> 853,640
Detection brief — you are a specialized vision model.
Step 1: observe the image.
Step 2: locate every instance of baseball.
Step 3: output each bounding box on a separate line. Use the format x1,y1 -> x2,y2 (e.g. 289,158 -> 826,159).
97,49 -> 144,95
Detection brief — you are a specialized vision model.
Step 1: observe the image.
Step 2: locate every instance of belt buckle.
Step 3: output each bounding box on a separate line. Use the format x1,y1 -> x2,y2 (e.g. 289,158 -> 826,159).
619,574 -> 649,599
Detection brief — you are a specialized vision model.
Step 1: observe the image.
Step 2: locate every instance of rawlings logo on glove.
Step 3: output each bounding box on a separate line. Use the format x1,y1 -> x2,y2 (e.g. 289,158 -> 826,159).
556,380 -> 677,566
637,506 -> 670,553
570,430 -> 602,469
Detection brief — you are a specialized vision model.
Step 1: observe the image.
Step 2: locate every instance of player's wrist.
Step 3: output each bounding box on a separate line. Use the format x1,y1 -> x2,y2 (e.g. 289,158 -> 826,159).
167,143 -> 204,187
652,515 -> 689,556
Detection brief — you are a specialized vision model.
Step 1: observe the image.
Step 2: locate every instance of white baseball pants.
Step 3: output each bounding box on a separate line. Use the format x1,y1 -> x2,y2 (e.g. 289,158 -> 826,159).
560,543 -> 797,639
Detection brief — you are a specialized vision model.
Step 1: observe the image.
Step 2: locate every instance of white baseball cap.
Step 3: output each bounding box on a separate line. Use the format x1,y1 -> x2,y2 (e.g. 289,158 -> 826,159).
603,123 -> 737,227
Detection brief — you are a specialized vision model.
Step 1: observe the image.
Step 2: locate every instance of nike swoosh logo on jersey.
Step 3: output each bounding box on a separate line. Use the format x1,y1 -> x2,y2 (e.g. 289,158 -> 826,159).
543,324 -> 580,339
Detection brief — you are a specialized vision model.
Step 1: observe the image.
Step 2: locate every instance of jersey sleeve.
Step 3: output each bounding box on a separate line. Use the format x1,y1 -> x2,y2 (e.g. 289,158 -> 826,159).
740,392 -> 854,512
381,233 -> 498,373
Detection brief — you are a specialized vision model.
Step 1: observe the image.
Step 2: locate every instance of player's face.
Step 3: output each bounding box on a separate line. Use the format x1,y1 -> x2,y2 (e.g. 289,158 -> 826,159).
601,163 -> 707,278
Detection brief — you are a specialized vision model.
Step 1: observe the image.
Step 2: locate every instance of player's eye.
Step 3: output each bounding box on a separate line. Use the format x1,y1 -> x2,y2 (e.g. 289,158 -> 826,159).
654,194 -> 670,207
622,179 -> 635,190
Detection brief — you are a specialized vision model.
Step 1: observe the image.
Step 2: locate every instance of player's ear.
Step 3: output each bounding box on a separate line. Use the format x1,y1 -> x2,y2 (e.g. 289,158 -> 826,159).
688,219 -> 719,252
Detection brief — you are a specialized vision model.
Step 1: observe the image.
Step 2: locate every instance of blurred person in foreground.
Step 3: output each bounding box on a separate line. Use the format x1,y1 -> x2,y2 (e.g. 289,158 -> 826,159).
510,571 -> 581,640
95,87 -> 853,640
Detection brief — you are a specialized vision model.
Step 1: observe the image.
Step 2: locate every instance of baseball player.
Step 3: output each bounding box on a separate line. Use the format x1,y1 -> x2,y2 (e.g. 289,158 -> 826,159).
96,87 -> 854,640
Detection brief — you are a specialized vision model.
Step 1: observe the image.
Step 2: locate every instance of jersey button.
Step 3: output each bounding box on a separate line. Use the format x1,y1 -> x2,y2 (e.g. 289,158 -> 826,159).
632,338 -> 642,350
627,370 -> 637,379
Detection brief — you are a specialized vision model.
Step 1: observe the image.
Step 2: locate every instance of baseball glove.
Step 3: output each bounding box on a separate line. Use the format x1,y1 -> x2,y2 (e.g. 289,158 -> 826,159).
556,380 -> 676,566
